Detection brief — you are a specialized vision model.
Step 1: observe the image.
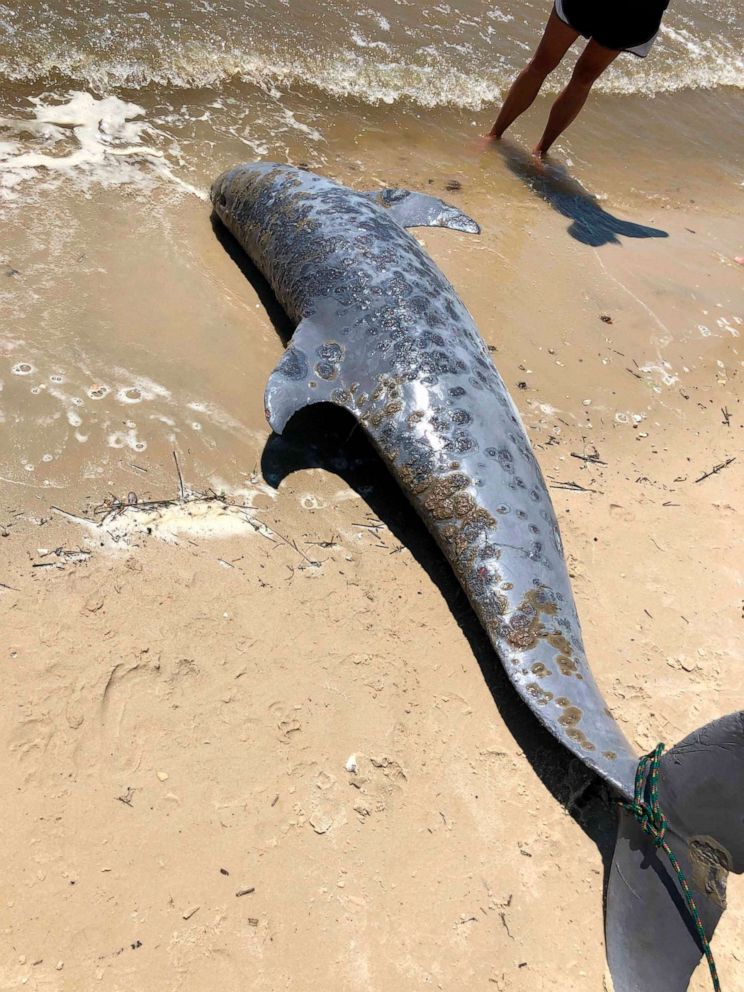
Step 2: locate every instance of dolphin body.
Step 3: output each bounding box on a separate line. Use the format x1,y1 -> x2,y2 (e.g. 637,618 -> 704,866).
211,162 -> 743,991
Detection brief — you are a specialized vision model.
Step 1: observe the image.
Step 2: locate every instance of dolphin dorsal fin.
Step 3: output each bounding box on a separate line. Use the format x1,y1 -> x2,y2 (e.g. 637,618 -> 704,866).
362,188 -> 480,234
264,311 -> 355,434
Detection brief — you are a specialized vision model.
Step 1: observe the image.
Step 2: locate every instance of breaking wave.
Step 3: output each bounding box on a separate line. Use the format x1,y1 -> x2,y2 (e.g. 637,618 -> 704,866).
1,34 -> 743,111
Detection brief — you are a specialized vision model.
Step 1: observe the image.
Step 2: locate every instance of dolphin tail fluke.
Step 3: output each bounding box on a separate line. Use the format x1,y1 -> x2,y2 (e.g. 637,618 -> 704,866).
606,711 -> 744,992
362,188 -> 480,234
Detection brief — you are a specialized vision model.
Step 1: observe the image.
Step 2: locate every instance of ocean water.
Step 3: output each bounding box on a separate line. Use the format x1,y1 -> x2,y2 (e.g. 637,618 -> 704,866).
2,0 -> 743,98
1,0 -> 742,495
1,0 -> 743,201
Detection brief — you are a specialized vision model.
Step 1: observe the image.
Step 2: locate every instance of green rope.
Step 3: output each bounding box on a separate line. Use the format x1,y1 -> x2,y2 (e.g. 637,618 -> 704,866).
621,743 -> 721,992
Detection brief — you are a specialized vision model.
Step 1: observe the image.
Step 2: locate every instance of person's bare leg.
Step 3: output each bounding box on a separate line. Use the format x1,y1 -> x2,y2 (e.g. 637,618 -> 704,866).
488,10 -> 578,139
533,40 -> 619,157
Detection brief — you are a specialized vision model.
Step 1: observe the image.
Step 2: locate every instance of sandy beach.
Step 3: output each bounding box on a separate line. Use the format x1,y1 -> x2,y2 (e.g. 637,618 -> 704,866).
2,1 -> 744,988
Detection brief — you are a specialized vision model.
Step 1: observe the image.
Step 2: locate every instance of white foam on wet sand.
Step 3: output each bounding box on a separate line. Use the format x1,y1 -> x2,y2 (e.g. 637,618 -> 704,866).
0,91 -> 206,204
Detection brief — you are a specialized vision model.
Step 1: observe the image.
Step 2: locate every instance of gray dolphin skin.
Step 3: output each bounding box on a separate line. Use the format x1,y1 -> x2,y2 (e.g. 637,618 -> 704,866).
210,162 -> 743,991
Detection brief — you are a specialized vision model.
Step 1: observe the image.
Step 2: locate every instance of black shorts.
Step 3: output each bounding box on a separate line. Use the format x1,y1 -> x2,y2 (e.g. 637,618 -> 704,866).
554,0 -> 669,58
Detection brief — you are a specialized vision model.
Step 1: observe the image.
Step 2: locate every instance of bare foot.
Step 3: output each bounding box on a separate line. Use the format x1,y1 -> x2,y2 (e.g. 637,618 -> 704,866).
531,146 -> 548,170
473,133 -> 500,152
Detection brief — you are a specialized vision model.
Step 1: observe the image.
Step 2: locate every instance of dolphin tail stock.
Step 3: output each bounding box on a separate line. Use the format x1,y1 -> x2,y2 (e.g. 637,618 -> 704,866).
361,187 -> 480,234
606,710 -> 744,992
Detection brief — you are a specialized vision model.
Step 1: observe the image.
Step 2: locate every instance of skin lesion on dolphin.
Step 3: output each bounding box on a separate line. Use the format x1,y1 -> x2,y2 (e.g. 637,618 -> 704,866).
420,472 -> 472,520
565,728 -> 596,752
397,463 -> 434,497
556,654 -> 581,678
526,682 -> 555,707
424,478 -> 500,570
688,837 -> 732,911
276,346 -> 309,381
315,361 -> 338,381
331,388 -> 351,406
442,521 -> 501,581
359,375 -> 407,427
546,632 -> 583,680
547,631 -> 572,653
368,399 -> 404,427
314,340 -> 345,382
505,608 -> 585,682
531,662 -> 552,679
504,585 -> 557,651
557,704 -> 583,727
397,459 -> 504,589
553,696 -> 595,752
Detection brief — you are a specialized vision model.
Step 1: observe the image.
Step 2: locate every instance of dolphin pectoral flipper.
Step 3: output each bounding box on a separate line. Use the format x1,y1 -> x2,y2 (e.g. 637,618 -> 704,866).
606,711 -> 744,992
362,188 -> 480,234
264,314 -> 355,435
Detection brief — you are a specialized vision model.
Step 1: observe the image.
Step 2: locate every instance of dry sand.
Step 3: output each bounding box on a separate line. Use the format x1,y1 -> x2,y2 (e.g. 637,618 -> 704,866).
1,157 -> 743,990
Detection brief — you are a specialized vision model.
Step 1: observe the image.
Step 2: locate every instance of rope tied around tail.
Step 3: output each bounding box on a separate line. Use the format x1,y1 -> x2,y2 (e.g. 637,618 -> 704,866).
621,743 -> 722,992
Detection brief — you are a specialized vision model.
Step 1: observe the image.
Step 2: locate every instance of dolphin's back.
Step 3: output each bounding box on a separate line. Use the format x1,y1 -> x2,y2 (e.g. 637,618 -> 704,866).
212,162 -> 470,332
212,162 -> 638,797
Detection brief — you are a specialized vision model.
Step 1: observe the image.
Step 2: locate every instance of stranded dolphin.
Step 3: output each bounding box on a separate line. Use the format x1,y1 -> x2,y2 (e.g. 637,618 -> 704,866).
210,162 -> 743,991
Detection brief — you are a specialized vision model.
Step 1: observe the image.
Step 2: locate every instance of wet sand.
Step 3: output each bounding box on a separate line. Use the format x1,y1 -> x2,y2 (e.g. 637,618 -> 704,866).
2,129 -> 744,988
2,119 -> 743,498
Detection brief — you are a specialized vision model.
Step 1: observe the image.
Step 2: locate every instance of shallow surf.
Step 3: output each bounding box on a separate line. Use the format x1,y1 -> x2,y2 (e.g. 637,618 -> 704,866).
1,0 -> 742,501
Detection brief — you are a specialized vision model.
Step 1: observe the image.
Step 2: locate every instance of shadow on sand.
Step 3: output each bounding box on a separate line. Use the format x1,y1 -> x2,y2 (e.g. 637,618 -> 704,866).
491,139 -> 669,247
212,209 -> 618,897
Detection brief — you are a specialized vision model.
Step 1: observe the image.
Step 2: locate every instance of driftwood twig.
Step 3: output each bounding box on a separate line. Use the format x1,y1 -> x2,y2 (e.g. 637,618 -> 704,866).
549,480 -> 603,495
694,457 -> 735,484
173,451 -> 186,501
